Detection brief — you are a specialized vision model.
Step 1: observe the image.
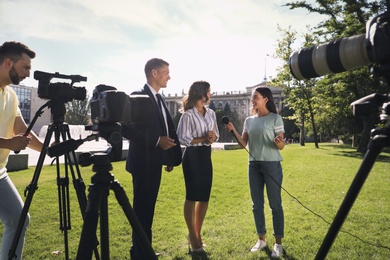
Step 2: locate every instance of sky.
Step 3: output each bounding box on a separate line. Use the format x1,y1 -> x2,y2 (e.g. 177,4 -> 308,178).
1,0 -> 324,96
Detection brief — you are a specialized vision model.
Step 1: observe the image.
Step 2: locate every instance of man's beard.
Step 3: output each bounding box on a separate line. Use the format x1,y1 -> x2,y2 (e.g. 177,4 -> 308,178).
9,66 -> 20,85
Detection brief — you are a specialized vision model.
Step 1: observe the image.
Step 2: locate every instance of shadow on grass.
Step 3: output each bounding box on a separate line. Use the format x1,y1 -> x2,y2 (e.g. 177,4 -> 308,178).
172,251 -> 210,260
320,143 -> 390,163
282,247 -> 300,260
262,246 -> 299,260
244,246 -> 300,260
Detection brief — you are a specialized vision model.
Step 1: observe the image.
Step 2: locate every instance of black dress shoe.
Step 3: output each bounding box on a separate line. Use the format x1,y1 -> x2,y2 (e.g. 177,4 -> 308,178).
130,250 -> 160,259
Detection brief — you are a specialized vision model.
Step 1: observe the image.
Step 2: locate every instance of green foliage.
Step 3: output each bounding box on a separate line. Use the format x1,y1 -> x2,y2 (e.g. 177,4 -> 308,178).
280,106 -> 299,140
223,102 -> 231,114
3,144 -> 390,259
172,111 -> 182,129
275,0 -> 389,151
271,25 -> 320,147
215,108 -> 240,142
209,101 -> 216,111
64,95 -> 90,125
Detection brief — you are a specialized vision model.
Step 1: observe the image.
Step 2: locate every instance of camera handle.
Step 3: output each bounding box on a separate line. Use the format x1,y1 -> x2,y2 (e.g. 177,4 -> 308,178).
14,101 -> 49,154
315,123 -> 390,259
76,153 -> 157,260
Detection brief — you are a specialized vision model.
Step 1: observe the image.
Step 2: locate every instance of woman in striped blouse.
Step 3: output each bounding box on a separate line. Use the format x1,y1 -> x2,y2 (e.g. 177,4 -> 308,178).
177,81 -> 219,253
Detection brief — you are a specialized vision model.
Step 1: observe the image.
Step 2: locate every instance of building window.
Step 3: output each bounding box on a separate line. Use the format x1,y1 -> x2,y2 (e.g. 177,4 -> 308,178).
13,86 -> 32,124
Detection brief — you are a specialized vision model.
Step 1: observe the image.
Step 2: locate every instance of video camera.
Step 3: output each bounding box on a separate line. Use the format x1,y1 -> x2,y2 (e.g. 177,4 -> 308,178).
34,70 -> 87,101
289,11 -> 390,80
84,84 -> 153,162
89,84 -> 152,124
47,84 -> 153,162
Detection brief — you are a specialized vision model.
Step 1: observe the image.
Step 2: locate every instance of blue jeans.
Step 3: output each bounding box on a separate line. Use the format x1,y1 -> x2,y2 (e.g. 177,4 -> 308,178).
0,173 -> 30,260
248,161 -> 284,239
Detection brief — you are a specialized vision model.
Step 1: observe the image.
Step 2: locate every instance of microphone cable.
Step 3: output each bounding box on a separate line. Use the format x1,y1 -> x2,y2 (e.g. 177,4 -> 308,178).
221,116 -> 390,251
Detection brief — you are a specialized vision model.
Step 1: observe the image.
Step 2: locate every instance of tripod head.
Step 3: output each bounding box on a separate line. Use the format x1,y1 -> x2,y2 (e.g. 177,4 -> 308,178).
46,122 -> 123,168
380,101 -> 390,122
351,93 -> 390,118
351,93 -> 390,147
47,99 -> 68,124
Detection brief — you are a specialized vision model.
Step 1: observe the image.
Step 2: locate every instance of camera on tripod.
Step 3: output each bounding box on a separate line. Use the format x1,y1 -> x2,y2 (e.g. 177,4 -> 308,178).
290,8 -> 390,259
351,93 -> 390,118
80,84 -> 153,163
34,70 -> 87,101
89,84 -> 152,124
289,11 -> 390,80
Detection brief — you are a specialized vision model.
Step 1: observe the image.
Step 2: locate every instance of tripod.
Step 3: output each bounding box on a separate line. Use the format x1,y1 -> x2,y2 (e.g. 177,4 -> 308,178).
315,84 -> 390,258
8,100 -> 99,260
315,114 -> 389,259
75,151 -> 157,260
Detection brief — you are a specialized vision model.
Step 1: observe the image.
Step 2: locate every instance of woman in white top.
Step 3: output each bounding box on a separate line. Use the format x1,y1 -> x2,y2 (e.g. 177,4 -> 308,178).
177,81 -> 219,253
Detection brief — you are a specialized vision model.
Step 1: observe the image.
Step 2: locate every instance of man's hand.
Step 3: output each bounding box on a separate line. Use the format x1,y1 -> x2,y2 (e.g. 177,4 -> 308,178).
9,134 -> 31,151
158,136 -> 177,150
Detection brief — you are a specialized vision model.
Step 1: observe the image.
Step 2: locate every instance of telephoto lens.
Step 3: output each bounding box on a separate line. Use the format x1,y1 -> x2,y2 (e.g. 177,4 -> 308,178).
289,34 -> 371,80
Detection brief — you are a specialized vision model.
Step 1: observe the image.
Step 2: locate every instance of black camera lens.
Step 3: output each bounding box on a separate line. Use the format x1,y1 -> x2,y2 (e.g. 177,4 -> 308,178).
289,34 -> 371,80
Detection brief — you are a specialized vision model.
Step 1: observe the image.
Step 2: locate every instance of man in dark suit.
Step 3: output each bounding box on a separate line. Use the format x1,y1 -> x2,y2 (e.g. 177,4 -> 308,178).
122,58 -> 182,259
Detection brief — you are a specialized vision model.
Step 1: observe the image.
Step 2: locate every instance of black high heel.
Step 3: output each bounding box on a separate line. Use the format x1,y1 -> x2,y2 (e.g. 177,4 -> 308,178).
186,234 -> 205,253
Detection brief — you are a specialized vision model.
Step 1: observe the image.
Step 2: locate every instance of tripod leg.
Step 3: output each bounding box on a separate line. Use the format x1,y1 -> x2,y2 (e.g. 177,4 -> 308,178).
62,124 -> 89,212
60,124 -> 100,259
8,124 -> 55,260
315,146 -> 382,259
111,180 -> 157,260
100,189 -> 110,260
76,183 -> 104,260
57,173 -> 71,260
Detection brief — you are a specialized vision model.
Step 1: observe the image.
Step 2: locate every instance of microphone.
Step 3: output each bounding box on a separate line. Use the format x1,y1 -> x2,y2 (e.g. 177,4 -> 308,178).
221,116 -> 233,134
222,116 -> 239,143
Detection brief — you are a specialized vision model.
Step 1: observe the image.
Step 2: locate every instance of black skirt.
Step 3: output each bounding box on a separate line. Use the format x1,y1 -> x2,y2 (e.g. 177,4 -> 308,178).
182,146 -> 212,202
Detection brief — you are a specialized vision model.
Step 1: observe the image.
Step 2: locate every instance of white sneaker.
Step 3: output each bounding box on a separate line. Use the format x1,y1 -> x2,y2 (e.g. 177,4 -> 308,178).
250,239 -> 267,252
271,243 -> 283,258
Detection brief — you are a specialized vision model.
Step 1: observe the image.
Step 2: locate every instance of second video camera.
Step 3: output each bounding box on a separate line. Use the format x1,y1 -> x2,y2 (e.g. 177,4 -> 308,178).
34,70 -> 87,101
90,84 -> 152,124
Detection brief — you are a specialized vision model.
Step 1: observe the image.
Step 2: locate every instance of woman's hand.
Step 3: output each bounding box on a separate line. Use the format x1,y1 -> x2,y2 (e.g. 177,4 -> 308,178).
206,131 -> 217,144
274,135 -> 285,150
225,122 -> 235,133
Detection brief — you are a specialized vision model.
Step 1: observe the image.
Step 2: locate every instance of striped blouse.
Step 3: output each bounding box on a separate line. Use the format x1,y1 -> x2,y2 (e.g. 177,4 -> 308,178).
177,107 -> 219,147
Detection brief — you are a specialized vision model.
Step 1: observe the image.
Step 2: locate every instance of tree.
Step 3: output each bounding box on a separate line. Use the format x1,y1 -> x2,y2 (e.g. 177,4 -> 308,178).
209,101 -> 216,111
280,106 -> 300,142
271,25 -> 320,148
65,96 -> 90,125
173,112 -> 182,129
223,102 -> 231,114
284,0 -> 388,152
215,108 -> 240,143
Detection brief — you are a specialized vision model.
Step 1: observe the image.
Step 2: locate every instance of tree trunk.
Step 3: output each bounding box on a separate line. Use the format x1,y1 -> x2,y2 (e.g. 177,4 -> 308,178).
357,114 -> 377,153
308,101 -> 319,148
299,114 -> 305,146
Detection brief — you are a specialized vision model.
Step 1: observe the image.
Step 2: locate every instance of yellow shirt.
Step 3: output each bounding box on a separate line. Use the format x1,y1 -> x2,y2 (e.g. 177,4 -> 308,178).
0,85 -> 21,169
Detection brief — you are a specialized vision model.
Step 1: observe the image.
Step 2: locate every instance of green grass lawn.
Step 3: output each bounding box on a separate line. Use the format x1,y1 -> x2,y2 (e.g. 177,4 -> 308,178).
2,143 -> 390,259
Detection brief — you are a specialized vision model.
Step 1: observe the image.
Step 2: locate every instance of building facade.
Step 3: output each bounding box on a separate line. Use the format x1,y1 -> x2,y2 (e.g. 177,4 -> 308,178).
12,84 -> 51,134
163,81 -> 284,121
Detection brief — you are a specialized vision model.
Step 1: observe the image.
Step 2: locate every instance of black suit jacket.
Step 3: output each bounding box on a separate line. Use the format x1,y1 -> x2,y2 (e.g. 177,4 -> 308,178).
122,85 -> 182,175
